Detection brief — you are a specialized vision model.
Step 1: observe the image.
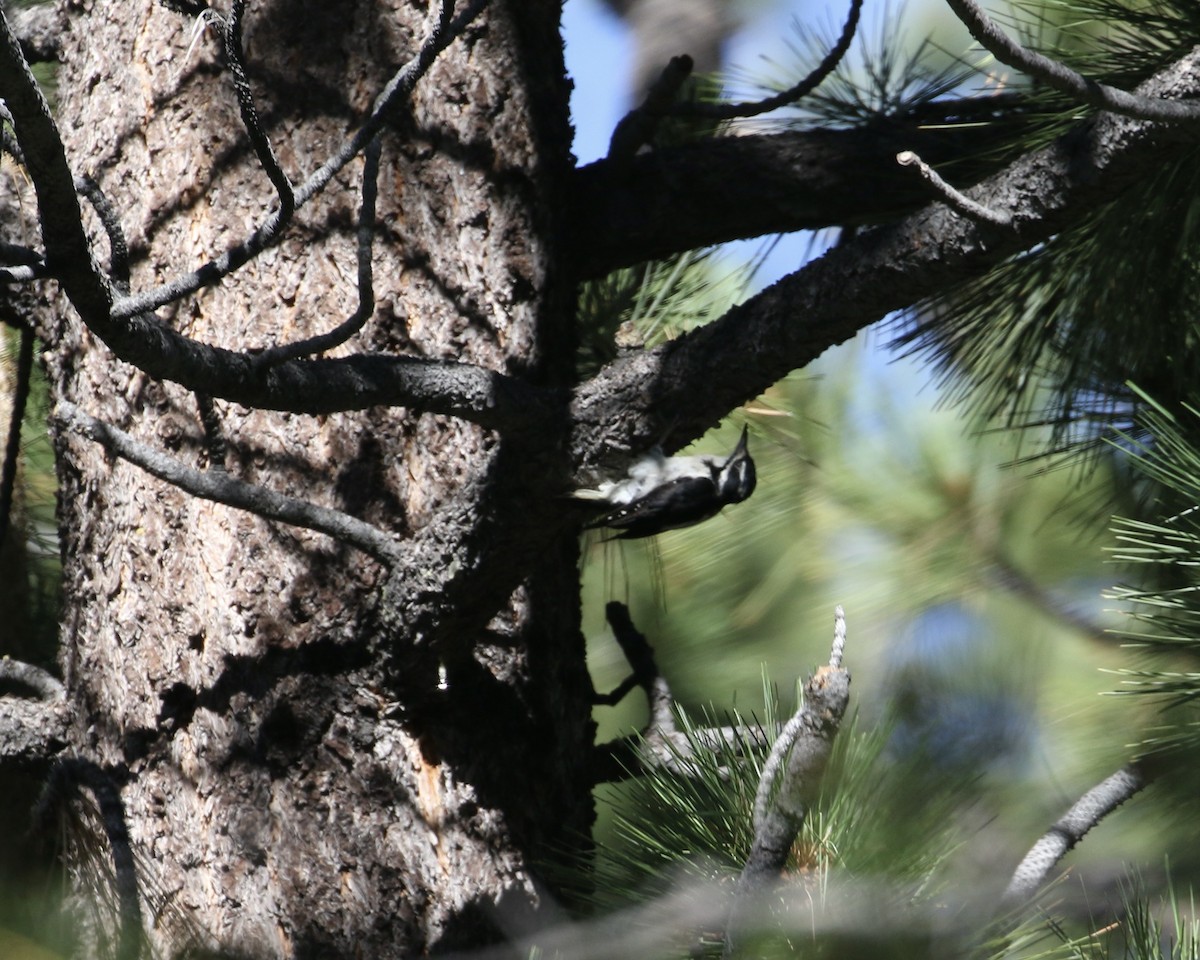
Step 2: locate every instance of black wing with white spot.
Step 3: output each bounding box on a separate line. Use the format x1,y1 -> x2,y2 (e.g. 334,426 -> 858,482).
587,475 -> 722,540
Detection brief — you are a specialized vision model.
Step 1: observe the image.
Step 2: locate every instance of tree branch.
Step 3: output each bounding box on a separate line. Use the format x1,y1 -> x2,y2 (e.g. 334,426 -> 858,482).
0,2 -> 554,433
111,0 -> 488,320
726,607 -> 851,956
740,608 -> 850,888
0,695 -> 69,762
569,96 -> 1034,279
670,0 -> 862,121
74,174 -> 131,291
251,136 -> 381,369
56,401 -> 404,565
946,0 -> 1200,123
896,150 -> 1012,227
0,658 -> 69,763
0,657 -> 65,701
1002,760 -> 1149,904
224,0 -> 295,220
590,602 -> 769,784
569,48 -> 1200,471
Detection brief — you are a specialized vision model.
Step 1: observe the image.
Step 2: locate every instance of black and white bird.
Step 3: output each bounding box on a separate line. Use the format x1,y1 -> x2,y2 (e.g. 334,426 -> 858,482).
574,426 -> 757,539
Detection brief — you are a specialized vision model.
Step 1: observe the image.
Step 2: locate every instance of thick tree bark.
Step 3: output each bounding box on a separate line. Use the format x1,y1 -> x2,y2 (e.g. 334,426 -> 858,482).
34,2 -> 591,957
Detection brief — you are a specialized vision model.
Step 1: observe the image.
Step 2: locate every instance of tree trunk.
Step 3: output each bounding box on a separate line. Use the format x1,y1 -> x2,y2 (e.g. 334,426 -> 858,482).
40,1 -> 590,956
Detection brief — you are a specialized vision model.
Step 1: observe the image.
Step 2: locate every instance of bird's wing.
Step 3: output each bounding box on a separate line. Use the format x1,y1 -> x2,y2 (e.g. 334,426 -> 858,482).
587,475 -> 720,540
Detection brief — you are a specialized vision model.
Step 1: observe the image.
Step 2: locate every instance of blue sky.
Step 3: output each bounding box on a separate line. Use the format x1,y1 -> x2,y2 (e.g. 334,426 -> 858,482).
561,0 -> 872,287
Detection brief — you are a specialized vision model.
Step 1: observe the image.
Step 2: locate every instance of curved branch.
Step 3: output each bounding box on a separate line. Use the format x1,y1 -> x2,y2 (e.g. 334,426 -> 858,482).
671,0 -> 862,121
57,402 -> 404,565
1003,760 -> 1149,903
251,136 -> 381,368
0,695 -> 69,762
569,48 -> 1200,472
0,8 -> 113,327
0,3 -> 543,432
946,0 -> 1200,122
111,0 -> 488,320
224,0 -> 295,220
896,150 -> 1012,227
0,659 -> 69,763
75,174 -> 130,290
0,658 -> 65,701
590,602 -> 770,784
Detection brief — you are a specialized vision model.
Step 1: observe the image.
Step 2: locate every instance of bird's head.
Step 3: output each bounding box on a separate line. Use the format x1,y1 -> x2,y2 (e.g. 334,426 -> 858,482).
718,425 -> 756,504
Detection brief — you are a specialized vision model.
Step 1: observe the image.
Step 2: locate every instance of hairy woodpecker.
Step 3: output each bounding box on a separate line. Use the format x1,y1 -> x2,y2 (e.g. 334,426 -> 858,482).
574,426 -> 757,539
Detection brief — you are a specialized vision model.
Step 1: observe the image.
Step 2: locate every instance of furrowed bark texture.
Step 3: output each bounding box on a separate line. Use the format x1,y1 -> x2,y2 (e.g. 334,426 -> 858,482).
41,2 -> 588,956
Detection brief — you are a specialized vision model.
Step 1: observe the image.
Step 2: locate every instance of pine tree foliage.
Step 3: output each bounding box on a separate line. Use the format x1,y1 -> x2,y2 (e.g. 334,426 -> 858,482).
1109,393 -> 1200,755
587,692 -> 977,959
576,249 -> 750,376
762,5 -> 979,127
894,0 -> 1200,458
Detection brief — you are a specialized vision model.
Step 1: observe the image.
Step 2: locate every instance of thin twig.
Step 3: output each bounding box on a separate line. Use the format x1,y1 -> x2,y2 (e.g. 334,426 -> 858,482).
225,0 -> 295,220
193,392 -> 228,471
56,401 -> 403,565
112,0 -> 489,321
671,0 -> 862,121
946,0 -> 1200,123
0,325 -> 33,548
74,174 -> 131,291
1003,760 -> 1149,904
896,150 -> 1012,226
252,136 -> 381,368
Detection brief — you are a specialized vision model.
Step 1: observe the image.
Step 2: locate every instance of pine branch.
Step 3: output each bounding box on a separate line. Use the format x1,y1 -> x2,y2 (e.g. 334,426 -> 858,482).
720,609 -> 851,956
56,401 -> 404,565
569,111 -> 1032,279
670,0 -> 862,121
946,0 -> 1200,123
224,0 -> 295,220
251,136 -> 381,368
570,48 -> 1200,471
0,2 -> 553,435
590,602 -> 770,784
896,150 -> 1013,227
1003,760 -> 1150,904
728,606 -> 850,952
111,0 -> 488,320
